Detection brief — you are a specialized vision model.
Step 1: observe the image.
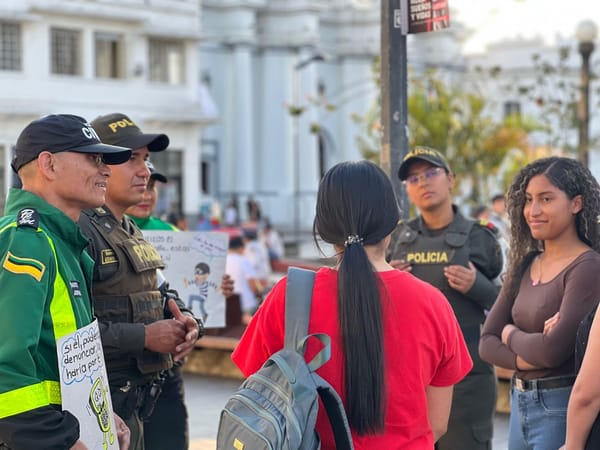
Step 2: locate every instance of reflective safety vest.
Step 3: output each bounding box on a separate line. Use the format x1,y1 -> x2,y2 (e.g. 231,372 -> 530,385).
0,222 -> 80,419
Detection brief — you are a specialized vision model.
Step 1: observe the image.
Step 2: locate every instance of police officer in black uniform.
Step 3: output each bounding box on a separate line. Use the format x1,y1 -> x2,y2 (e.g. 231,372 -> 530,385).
78,113 -> 202,450
390,147 -> 503,450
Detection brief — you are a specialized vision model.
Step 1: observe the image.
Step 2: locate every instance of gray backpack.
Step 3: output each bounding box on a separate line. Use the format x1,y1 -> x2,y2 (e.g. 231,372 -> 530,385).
216,267 -> 354,450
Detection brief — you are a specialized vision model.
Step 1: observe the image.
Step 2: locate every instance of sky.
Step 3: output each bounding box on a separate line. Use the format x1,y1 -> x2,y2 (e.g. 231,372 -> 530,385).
448,0 -> 595,54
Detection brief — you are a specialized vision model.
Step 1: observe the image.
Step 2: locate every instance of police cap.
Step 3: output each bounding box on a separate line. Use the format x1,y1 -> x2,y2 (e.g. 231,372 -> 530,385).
398,146 -> 451,181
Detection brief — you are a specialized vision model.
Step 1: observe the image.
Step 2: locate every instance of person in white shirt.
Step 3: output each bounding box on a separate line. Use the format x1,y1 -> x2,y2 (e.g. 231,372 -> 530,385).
260,219 -> 285,261
226,236 -> 262,324
243,228 -> 272,292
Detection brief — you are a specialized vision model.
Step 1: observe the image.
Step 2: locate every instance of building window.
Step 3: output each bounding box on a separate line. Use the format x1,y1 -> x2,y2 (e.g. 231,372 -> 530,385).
201,160 -> 210,195
51,28 -> 81,75
0,22 -> 21,71
95,32 -> 122,79
504,101 -> 521,118
148,39 -> 185,84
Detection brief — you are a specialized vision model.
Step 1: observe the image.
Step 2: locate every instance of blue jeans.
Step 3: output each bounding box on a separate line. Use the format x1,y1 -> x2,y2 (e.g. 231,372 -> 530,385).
508,380 -> 572,450
187,294 -> 207,319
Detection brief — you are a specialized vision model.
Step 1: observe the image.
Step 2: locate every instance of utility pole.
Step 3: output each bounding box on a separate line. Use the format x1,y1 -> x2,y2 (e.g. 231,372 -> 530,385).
575,20 -> 597,168
380,0 -> 409,218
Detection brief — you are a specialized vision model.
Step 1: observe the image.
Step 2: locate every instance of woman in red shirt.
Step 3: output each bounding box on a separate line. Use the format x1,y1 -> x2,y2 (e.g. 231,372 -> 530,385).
232,160 -> 472,449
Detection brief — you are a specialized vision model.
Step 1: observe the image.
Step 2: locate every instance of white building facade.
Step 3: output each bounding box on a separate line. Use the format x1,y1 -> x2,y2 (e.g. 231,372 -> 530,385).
2,1 -> 598,233
199,0 -> 380,233
0,0 -> 210,218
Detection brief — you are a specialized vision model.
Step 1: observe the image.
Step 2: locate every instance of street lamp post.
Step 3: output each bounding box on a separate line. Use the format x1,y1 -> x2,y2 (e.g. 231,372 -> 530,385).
575,20 -> 598,167
380,0 -> 409,218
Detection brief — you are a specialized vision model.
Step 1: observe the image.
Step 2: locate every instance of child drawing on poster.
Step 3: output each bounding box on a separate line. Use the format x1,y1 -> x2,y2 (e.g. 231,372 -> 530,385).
184,262 -> 218,322
58,319 -> 119,450
142,230 -> 229,327
89,377 -> 115,449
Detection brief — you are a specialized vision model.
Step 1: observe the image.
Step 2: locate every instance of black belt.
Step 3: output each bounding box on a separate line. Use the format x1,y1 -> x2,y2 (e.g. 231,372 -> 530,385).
512,375 -> 576,392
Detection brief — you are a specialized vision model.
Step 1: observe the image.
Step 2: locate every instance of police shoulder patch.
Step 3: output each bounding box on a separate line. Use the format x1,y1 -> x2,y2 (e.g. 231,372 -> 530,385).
93,206 -> 111,216
477,219 -> 498,234
2,251 -> 46,281
17,208 -> 39,229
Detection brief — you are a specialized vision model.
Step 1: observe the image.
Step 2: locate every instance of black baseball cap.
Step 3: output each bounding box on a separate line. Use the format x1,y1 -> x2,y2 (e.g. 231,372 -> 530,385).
146,160 -> 168,183
11,114 -> 132,173
397,146 -> 452,180
194,262 -> 210,275
91,113 -> 169,152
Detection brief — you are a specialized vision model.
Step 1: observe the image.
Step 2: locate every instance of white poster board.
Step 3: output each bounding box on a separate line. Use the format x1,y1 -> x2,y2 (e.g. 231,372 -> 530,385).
143,231 -> 229,328
57,319 -> 118,450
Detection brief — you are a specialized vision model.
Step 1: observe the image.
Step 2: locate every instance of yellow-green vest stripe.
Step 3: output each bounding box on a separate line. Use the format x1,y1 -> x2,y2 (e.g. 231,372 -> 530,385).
0,381 -> 61,417
0,223 -> 78,417
44,231 -> 78,339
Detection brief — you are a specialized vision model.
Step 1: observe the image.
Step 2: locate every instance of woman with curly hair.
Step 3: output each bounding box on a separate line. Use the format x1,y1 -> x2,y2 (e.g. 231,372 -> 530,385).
480,156 -> 600,450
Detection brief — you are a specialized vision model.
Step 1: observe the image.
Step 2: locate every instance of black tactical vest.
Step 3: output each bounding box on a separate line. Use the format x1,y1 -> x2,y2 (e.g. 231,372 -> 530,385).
391,212 -> 487,333
80,207 -> 171,375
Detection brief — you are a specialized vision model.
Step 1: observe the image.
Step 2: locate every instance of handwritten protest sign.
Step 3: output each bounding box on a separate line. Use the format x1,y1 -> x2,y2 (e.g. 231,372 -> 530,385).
57,319 -> 118,450
143,231 -> 229,327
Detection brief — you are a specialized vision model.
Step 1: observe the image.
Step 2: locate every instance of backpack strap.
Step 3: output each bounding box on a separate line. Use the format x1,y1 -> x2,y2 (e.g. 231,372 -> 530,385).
286,268 -> 330,370
317,384 -> 354,450
284,267 -> 355,450
284,267 -> 316,350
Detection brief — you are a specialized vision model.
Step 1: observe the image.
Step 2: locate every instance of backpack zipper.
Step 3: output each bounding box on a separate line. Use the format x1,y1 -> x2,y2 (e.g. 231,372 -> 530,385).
251,372 -> 304,442
229,392 -> 283,448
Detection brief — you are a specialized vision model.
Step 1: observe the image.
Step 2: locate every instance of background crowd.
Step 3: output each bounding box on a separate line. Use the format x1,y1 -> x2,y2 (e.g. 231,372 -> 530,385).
3,112 -> 600,450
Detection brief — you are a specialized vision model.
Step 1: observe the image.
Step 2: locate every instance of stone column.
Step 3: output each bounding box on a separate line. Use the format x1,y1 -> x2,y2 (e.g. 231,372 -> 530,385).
231,44 -> 255,207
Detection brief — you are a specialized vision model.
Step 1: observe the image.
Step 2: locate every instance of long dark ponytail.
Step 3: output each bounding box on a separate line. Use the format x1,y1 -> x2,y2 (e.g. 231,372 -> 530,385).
313,160 -> 400,434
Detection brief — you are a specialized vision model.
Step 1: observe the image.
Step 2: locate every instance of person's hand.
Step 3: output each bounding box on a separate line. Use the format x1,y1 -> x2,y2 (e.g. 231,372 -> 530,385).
444,261 -> 477,294
502,324 -> 518,345
113,413 -> 130,450
544,312 -> 560,335
69,441 -> 89,450
167,299 -> 201,362
221,274 -> 234,298
144,316 -> 187,354
558,445 -> 565,450
390,259 -> 412,272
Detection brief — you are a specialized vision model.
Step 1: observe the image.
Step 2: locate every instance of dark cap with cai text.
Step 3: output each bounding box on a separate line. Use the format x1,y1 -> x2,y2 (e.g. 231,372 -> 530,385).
11,114 -> 131,173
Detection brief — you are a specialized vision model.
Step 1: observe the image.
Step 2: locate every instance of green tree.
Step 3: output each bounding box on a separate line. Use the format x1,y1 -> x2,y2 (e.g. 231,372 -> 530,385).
409,70 -> 536,204
355,64 -> 536,208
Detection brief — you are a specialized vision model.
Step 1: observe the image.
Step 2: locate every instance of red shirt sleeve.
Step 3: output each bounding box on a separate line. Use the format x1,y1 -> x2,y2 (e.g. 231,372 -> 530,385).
232,277 -> 287,376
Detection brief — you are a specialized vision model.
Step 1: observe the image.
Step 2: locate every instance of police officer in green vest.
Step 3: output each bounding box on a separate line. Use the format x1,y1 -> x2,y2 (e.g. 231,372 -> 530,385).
0,114 -> 132,449
78,113 -> 202,450
126,161 -> 178,231
390,147 -> 503,450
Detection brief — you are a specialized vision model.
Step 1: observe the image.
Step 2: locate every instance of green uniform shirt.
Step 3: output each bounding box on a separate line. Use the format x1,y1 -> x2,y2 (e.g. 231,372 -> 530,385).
0,188 -> 94,449
130,215 -> 178,231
